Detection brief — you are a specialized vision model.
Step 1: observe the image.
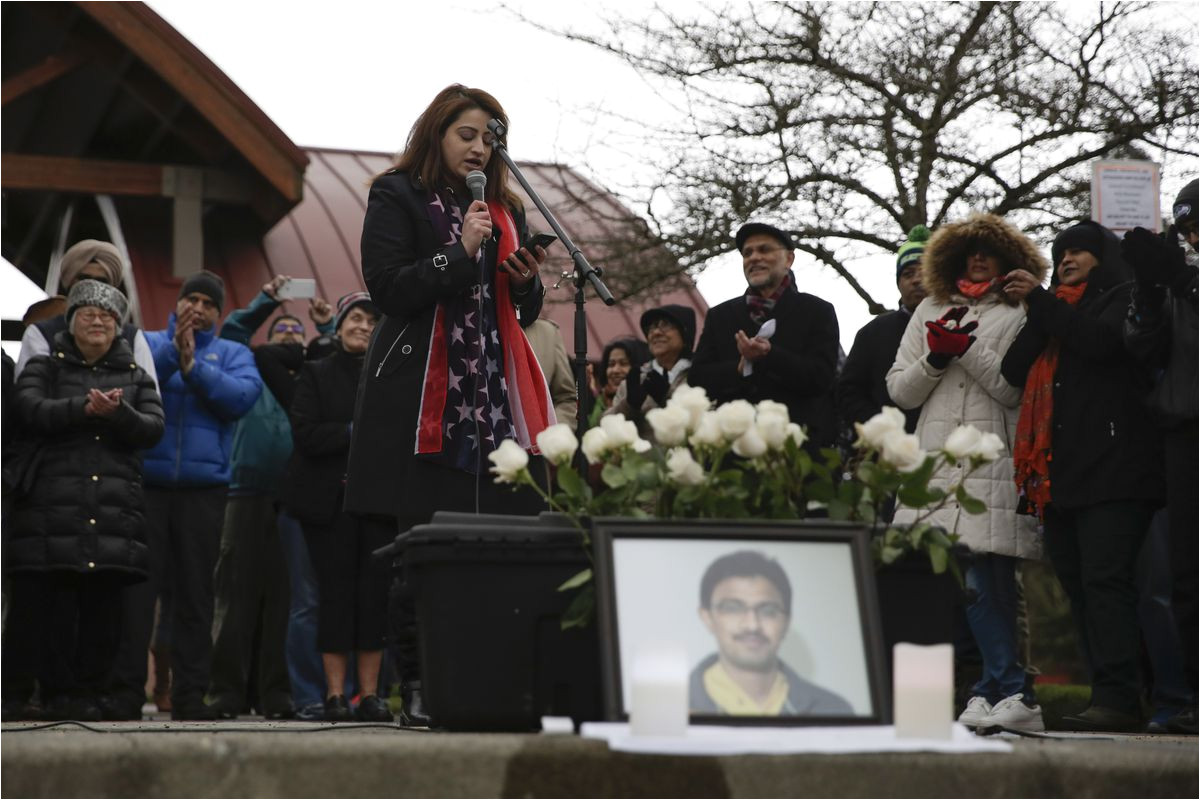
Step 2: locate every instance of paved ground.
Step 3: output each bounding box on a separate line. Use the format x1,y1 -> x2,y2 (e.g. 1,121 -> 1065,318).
2,715 -> 1196,798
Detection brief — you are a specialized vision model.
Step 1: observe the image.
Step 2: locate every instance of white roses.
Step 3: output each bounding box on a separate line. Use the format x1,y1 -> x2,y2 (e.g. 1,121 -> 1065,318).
487,439 -> 529,483
855,408 -> 1004,473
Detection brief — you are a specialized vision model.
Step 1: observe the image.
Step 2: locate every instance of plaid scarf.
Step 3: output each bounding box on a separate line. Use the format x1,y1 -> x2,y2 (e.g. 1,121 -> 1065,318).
415,190 -> 554,470
745,271 -> 797,325
1012,282 -> 1088,518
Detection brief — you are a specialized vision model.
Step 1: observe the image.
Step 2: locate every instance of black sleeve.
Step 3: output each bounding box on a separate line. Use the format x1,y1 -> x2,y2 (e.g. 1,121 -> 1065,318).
108,371 -> 165,449
1024,285 -> 1129,363
836,323 -> 882,426
289,363 -> 352,457
688,307 -> 743,401
14,358 -> 88,434
254,343 -> 305,410
1000,320 -> 1049,389
360,176 -> 479,319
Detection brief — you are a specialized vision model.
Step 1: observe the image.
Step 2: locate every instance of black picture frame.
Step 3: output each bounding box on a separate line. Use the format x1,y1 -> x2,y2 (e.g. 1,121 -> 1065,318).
592,517 -> 889,726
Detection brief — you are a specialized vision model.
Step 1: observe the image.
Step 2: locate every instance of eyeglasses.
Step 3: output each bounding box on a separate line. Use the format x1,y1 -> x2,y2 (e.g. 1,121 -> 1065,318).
712,600 -> 787,621
75,309 -> 116,325
645,319 -> 677,334
741,244 -> 787,259
273,322 -> 305,334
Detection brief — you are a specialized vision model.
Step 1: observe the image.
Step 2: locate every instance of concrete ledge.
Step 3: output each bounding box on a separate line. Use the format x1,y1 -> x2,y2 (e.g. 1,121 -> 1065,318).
2,722 -> 1196,798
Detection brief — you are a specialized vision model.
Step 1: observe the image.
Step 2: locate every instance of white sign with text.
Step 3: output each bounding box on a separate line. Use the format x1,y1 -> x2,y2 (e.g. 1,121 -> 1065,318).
1091,160 -> 1161,233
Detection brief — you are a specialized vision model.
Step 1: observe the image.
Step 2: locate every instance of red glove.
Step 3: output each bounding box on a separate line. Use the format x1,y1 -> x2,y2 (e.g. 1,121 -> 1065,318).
925,321 -> 976,356
924,306 -> 978,365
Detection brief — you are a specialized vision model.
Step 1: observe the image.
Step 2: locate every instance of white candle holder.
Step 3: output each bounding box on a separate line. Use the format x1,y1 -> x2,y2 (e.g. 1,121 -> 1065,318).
893,642 -> 954,740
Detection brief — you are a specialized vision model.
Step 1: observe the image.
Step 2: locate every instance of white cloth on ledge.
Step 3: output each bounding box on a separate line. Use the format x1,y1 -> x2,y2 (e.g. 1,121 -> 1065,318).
579,722 -> 1013,756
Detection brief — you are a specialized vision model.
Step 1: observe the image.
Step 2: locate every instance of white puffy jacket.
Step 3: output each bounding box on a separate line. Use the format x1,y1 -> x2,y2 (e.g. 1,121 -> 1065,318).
886,293 -> 1040,559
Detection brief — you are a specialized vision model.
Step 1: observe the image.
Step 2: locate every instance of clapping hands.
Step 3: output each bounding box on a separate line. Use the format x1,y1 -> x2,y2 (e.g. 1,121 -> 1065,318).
84,387 -> 122,417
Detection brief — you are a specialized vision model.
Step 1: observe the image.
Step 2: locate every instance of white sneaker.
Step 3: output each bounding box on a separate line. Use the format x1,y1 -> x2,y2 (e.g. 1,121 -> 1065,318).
957,696 -> 993,727
985,693 -> 1046,732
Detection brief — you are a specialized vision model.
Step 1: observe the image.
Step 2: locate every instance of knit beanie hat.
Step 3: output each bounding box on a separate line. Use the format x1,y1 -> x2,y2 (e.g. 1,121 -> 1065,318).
896,225 -> 931,279
1051,221 -> 1106,268
1173,179 -> 1198,227
334,291 -> 379,332
66,279 -> 129,326
179,270 -> 225,311
59,239 -> 123,291
639,304 -> 697,357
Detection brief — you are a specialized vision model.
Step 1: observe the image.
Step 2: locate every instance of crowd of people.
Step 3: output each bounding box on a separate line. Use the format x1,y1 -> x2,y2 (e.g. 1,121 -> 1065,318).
1,82 -> 1195,735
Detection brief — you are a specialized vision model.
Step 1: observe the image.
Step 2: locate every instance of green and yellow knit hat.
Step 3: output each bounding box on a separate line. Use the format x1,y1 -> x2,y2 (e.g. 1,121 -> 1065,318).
896,225 -> 931,279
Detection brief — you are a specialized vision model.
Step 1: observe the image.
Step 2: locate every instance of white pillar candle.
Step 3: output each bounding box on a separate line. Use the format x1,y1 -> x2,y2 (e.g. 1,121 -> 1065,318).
628,643 -> 688,737
893,642 -> 954,740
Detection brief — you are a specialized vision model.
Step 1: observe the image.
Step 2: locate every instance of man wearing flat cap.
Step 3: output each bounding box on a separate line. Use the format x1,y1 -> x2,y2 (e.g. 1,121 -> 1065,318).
15,239 -> 158,392
108,269 -> 262,721
690,223 -> 840,448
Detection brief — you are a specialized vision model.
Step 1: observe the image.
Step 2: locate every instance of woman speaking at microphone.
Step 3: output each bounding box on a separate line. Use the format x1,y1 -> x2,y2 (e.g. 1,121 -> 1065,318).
344,85 -> 552,717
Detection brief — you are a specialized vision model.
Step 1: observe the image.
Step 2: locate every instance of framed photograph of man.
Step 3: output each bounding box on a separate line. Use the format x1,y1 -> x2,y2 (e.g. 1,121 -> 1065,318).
593,518 -> 888,725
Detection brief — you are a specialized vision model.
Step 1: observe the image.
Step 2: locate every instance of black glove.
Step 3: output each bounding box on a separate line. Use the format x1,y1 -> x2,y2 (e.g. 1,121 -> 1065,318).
642,370 -> 670,407
1122,226 -> 1189,291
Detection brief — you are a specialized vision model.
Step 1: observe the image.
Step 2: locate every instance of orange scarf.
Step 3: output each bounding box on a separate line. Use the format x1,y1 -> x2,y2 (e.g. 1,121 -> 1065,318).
1012,283 -> 1088,518
956,277 -> 1000,299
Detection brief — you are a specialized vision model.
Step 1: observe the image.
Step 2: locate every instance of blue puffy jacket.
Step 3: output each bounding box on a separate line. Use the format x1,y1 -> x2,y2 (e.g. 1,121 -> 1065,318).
143,314 -> 262,487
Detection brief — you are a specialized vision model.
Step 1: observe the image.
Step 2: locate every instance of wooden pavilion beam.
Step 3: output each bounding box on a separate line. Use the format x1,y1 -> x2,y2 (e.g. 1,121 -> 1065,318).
2,51 -> 89,106
1,154 -> 254,203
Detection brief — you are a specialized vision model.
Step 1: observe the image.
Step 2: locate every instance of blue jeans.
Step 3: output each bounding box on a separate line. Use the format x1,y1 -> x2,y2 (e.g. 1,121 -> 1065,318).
965,554 -> 1028,704
277,510 -> 325,709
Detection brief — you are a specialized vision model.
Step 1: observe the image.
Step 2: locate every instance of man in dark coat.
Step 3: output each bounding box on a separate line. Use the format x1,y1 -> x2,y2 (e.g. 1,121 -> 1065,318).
837,226 -> 929,434
1122,178 -> 1199,734
690,223 -> 840,448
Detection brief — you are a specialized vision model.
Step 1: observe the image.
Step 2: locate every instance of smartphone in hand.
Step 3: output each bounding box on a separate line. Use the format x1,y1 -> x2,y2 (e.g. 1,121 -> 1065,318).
276,278 -> 317,300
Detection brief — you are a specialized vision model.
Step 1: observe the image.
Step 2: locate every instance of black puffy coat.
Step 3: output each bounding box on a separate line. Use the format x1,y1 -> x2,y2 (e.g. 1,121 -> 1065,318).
344,170 -> 543,518
7,331 -> 164,580
1001,222 -> 1164,510
282,345 -> 363,526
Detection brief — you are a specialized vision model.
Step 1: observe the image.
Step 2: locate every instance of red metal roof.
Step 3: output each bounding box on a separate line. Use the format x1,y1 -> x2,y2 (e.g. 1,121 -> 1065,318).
132,147 -> 707,355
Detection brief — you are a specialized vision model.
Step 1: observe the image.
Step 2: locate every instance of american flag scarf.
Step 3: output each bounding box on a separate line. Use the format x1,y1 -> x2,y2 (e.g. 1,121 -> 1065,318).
415,190 -> 554,469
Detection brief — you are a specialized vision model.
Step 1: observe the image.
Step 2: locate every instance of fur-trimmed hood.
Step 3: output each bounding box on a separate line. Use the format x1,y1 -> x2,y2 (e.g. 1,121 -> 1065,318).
921,213 -> 1049,304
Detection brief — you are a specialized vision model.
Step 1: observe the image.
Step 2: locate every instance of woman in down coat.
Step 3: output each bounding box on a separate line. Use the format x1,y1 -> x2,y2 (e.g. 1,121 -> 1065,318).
886,213 -> 1048,732
1000,220 -> 1163,731
7,280 -> 163,721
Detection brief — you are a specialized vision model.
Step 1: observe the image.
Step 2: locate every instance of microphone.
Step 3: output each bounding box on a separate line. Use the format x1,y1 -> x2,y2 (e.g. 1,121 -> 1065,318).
465,170 -> 486,203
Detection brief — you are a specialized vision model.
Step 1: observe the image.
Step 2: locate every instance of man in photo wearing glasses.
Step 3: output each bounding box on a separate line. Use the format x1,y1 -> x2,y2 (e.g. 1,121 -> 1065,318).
689,550 -> 853,716
689,223 -> 840,450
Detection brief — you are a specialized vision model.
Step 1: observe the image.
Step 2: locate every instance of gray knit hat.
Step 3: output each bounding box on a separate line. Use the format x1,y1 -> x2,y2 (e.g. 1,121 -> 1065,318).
66,279 -> 129,326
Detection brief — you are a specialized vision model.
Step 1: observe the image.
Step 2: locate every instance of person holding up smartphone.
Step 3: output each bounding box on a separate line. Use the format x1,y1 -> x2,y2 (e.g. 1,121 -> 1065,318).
341,84 -> 552,723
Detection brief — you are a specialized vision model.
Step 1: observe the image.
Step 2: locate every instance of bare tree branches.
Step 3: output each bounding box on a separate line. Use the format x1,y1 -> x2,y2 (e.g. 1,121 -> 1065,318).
542,1 -> 1198,313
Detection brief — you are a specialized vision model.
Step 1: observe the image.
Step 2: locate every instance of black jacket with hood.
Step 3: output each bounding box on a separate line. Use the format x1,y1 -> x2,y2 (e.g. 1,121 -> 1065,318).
7,331 -> 164,580
1001,220 -> 1164,510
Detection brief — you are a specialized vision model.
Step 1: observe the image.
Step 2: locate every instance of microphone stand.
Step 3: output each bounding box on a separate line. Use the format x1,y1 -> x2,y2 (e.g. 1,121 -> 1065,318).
488,119 -> 616,462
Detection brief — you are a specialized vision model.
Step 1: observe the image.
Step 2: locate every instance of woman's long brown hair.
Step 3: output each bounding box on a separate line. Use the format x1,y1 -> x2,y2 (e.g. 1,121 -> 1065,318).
390,84 -> 522,211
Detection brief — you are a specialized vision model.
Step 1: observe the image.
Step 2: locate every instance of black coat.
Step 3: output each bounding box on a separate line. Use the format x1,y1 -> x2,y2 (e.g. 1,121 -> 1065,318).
344,170 -> 544,518
1001,227 -> 1164,510
7,331 -> 164,580
282,345 -> 363,526
836,308 -> 921,433
689,286 -> 840,447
